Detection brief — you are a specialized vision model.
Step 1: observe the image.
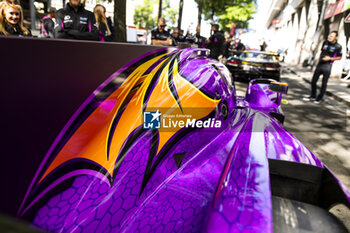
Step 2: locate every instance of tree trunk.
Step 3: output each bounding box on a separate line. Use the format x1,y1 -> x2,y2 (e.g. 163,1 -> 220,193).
197,0 -> 202,29
210,8 -> 214,35
114,0 -> 126,42
178,0 -> 184,30
158,0 -> 162,20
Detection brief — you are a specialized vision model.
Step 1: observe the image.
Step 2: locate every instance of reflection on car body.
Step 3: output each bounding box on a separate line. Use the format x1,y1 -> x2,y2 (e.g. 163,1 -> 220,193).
18,48 -> 349,233
226,50 -> 281,82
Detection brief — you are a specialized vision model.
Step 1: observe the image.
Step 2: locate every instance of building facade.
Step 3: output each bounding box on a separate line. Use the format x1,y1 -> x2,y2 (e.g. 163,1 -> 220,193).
265,0 -> 350,78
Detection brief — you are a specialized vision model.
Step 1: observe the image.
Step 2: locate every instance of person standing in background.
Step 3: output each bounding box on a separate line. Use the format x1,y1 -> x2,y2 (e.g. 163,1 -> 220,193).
303,31 -> 342,104
54,0 -> 98,40
206,24 -> 224,60
170,28 -> 180,46
151,17 -> 172,46
93,4 -> 113,42
234,38 -> 245,55
40,7 -> 56,38
223,36 -> 233,58
194,25 -> 206,48
0,1 -> 31,36
260,41 -> 267,51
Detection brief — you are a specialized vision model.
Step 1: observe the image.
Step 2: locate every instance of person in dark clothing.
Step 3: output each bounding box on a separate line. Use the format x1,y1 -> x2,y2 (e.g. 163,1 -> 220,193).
170,28 -> 180,46
185,33 -> 196,44
194,25 -> 206,48
223,37 -> 234,58
40,7 -> 56,38
234,38 -> 245,55
179,29 -> 186,42
206,24 -> 225,59
0,1 -> 31,37
151,17 -> 172,46
303,31 -> 342,104
54,0 -> 98,41
106,17 -> 114,41
93,4 -> 113,42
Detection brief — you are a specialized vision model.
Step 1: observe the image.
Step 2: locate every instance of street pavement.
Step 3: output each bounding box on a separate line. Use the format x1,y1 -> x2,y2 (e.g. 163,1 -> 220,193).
234,65 -> 350,231
235,65 -> 350,182
282,65 -> 350,231
284,64 -> 350,107
279,64 -> 350,188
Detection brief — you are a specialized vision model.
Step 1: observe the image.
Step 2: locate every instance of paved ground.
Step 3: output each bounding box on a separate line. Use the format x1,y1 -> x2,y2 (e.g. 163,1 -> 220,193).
279,68 -> 350,183
234,66 -> 350,231
286,64 -> 350,107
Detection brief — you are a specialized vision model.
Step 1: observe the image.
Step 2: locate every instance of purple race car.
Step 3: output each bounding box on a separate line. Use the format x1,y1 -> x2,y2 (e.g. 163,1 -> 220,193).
18,48 -> 349,233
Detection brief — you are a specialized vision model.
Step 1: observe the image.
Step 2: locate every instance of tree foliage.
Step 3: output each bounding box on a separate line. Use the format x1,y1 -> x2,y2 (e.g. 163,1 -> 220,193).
162,0 -> 178,28
218,2 -> 255,30
201,0 -> 228,21
133,0 -> 157,30
197,0 -> 256,31
133,0 -> 179,30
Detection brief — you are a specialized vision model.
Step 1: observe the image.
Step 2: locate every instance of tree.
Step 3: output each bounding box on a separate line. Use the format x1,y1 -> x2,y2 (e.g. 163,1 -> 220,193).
114,0 -> 126,42
134,0 -> 176,30
162,0 -> 178,28
218,2 -> 255,30
177,0 -> 184,30
158,0 -> 162,20
197,0 -> 256,31
195,0 -> 203,28
201,0 -> 228,22
134,0 -> 157,29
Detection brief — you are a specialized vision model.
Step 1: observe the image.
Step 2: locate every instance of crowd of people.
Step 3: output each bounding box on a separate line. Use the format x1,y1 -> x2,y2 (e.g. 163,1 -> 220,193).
0,0 -> 245,60
0,0 -> 114,41
1,1 -> 349,93
151,17 -> 208,49
151,18 -> 247,60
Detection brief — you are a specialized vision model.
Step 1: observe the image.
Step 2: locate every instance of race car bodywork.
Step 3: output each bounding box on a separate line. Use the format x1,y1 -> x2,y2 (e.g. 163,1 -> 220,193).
19,48 -> 349,233
226,50 -> 281,82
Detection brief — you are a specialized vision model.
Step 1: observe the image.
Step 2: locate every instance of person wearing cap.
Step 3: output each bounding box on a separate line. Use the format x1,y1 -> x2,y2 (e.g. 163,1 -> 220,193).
40,7 -> 56,38
206,24 -> 225,59
151,17 -> 172,46
54,0 -> 98,40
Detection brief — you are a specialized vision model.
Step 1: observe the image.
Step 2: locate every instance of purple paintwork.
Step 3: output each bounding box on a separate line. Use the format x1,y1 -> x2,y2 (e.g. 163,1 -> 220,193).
19,48 -> 350,232
18,47 -> 170,217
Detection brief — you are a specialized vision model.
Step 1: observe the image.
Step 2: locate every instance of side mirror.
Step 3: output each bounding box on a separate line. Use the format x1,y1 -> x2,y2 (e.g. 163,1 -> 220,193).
269,82 -> 288,94
245,79 -> 288,107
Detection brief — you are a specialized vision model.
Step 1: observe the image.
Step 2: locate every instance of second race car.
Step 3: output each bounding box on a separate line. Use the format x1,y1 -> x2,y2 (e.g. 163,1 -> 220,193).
226,50 -> 281,82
